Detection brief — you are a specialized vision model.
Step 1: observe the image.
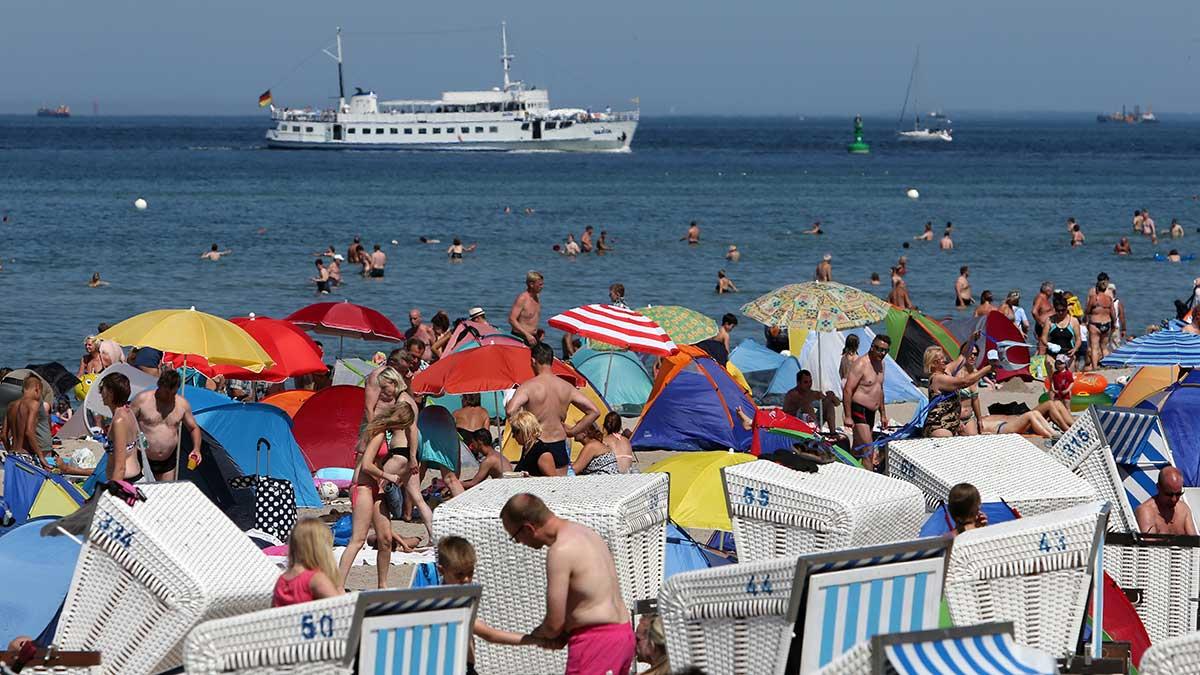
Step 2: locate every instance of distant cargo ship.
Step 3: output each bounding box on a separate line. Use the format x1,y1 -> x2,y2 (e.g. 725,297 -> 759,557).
1097,104 -> 1158,124
36,105 -> 71,118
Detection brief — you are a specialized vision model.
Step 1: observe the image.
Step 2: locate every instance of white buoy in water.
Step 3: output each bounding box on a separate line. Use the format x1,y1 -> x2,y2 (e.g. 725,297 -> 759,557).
906,188 -> 919,200
134,198 -> 148,210
391,239 -> 399,245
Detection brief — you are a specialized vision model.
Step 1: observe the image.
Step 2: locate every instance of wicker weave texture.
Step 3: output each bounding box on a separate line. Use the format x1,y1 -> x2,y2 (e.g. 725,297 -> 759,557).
1140,630 -> 1200,675
1046,411 -> 1138,532
888,435 -> 1098,516
944,501 -> 1106,657
184,592 -> 360,674
432,475 -> 668,675
54,482 -> 278,675
815,639 -> 872,675
724,460 -> 926,562
659,556 -> 798,675
1105,543 -> 1200,644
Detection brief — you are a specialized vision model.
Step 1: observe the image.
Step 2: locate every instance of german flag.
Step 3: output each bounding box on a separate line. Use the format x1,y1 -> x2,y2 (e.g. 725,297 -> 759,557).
258,90 -> 272,108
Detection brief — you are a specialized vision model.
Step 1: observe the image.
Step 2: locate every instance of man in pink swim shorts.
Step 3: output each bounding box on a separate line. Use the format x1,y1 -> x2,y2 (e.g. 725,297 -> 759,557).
502,493 -> 636,675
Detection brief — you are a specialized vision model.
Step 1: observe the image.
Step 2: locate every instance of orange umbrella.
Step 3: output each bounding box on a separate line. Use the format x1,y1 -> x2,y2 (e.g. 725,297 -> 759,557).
411,344 -> 580,395
262,389 -> 317,418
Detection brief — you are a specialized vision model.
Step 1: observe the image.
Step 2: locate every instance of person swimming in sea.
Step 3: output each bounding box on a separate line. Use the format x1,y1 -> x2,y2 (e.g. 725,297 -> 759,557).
1113,237 -> 1132,255
418,236 -> 442,244
716,269 -> 738,294
801,221 -> 823,235
88,272 -> 109,288
446,238 -> 477,262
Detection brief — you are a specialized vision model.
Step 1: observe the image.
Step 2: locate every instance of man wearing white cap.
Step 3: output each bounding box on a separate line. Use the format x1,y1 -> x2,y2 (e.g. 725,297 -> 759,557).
467,306 -> 497,335
814,254 -> 832,282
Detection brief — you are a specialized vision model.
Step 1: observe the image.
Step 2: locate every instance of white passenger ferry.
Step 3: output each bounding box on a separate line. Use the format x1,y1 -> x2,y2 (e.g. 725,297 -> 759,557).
266,24 -> 638,152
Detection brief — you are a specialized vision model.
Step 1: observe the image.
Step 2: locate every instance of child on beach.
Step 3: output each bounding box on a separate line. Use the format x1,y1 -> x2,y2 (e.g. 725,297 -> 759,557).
273,518 -> 343,607
437,536 -> 542,675
948,483 -> 987,535
1051,354 -> 1074,405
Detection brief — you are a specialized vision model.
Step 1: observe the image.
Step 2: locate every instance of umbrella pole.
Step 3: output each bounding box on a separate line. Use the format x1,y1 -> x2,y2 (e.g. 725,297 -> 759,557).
175,354 -> 186,479
603,354 -> 614,401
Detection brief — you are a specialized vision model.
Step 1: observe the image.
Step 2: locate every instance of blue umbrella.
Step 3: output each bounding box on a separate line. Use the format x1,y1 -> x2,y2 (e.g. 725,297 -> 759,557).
1101,330 -> 1200,367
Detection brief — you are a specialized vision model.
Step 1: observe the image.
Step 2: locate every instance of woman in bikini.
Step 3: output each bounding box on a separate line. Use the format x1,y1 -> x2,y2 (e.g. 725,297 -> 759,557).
99,372 -> 143,483
922,344 -> 993,438
1085,277 -> 1114,371
338,402 -> 422,589
601,412 -> 636,473
572,424 -> 620,475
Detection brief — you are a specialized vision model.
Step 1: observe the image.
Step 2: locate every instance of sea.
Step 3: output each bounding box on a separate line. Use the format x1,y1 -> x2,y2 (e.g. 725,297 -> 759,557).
2,114 -> 1200,368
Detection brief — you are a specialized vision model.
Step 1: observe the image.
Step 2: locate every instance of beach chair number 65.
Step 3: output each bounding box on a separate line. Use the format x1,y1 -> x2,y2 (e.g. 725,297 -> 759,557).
746,574 -> 773,596
742,487 -> 770,507
300,613 -> 335,639
1038,530 -> 1068,553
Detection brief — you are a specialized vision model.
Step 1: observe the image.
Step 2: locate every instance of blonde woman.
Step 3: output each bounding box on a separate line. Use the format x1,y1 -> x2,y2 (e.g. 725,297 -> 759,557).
922,345 -> 992,438
510,410 -> 558,476
274,518 -> 343,607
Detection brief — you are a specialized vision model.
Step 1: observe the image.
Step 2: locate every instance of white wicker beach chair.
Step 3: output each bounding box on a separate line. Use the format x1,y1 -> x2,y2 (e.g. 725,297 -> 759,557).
722,459 -> 927,562
1104,532 -> 1200,644
1046,406 -> 1175,533
51,482 -> 279,675
659,538 -> 950,675
184,586 -> 480,675
431,474 -> 668,675
1140,629 -> 1200,675
944,500 -> 1109,658
887,435 -> 1098,516
819,622 -> 1058,675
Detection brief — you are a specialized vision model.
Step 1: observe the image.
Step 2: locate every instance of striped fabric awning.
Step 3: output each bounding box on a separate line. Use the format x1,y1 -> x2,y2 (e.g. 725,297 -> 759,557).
549,304 -> 679,356
884,631 -> 1057,674
1102,330 -> 1200,367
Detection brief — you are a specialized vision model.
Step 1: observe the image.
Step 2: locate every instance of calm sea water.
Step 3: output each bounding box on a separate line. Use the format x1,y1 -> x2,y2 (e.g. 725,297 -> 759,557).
2,114 -> 1199,367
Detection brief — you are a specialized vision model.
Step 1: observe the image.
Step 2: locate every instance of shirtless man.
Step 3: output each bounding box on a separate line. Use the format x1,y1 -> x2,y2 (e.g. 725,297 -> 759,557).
508,271 -> 544,346
502,494 -> 636,675
347,236 -> 364,265
974,290 -> 997,317
715,313 -> 737,352
1114,237 -> 1132,255
955,266 -> 973,307
842,335 -> 889,470
914,222 -> 933,241
940,231 -> 954,250
131,370 -> 202,480
461,429 -> 511,489
1135,467 -> 1197,535
405,310 -> 435,361
368,244 -> 386,278
782,369 -> 839,433
1032,281 -> 1054,338
199,243 -> 232,261
580,226 -> 594,253
312,259 -> 331,294
887,268 -> 914,309
682,221 -> 700,245
596,230 -> 613,253
1085,275 -> 1114,370
505,343 -> 599,477
725,245 -> 740,262
9,376 -> 54,469
814,254 -> 832,282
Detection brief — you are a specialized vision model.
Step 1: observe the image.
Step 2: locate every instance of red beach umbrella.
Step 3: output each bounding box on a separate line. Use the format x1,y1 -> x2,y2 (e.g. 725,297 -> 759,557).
411,344 -> 580,396
165,314 -> 327,383
548,304 -> 678,357
285,301 -> 404,355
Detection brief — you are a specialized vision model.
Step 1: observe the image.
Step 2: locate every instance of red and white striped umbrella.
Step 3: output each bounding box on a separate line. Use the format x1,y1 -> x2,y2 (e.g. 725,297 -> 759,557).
548,304 -> 679,356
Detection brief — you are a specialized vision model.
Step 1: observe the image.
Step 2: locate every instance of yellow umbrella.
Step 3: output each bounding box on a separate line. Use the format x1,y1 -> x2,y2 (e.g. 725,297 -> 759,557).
98,308 -> 273,372
647,451 -> 757,531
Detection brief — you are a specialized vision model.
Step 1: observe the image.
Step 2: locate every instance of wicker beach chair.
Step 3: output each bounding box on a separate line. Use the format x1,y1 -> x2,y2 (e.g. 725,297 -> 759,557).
184,586 -> 480,675
659,538 -> 950,675
721,459 -> 927,562
944,500 -> 1109,658
818,622 -> 1057,675
1046,406 -> 1175,533
1140,629 -> 1200,675
1104,532 -> 1200,644
887,435 -> 1098,516
431,474 -> 668,675
51,482 -> 279,675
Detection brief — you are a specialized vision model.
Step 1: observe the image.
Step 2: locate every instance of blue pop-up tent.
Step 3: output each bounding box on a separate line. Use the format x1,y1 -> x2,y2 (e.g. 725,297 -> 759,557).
729,339 -> 789,399
1138,370 -> 1200,486
571,347 -> 653,415
0,517 -> 81,642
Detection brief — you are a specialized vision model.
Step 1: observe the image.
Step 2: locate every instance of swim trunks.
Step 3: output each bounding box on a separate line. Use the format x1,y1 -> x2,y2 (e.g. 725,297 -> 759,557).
955,297 -> 974,307
369,269 -> 384,278
565,623 -> 635,675
316,280 -> 331,294
850,402 -> 876,428
514,439 -> 569,476
147,447 -> 179,476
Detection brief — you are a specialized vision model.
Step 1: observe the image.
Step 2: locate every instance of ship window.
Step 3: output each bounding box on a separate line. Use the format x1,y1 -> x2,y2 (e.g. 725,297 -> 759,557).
390,128 -> 398,134
433,128 -> 441,134
446,127 -> 454,133
292,125 -> 301,132
560,121 -> 572,129
348,128 -> 356,134
461,127 -> 469,133
545,122 -> 557,130
520,122 -> 529,131
376,128 -> 384,134
419,128 -> 427,134
489,126 -> 498,133
305,126 -> 314,132
405,128 -> 413,135
475,126 -> 484,133
278,123 -> 287,130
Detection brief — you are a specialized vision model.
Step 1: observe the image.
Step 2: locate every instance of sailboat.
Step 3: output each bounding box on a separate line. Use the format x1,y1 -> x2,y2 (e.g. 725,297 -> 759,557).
897,48 -> 952,142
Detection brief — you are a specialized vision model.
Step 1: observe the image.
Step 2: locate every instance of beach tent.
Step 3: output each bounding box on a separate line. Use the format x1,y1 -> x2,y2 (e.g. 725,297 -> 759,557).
332,357 -> 374,386
728,338 -> 787,399
261,389 -> 316,418
1116,366 -> 1181,407
764,327 -> 927,407
181,384 -> 233,412
1138,370 -> 1200,486
193,403 -> 321,508
884,308 -> 960,383
0,368 -> 55,429
570,347 -> 653,415
23,362 -> 79,399
58,362 -> 156,439
0,517 -> 82,642
664,522 -> 732,580
501,377 -> 613,462
292,385 -> 364,471
2,455 -> 87,526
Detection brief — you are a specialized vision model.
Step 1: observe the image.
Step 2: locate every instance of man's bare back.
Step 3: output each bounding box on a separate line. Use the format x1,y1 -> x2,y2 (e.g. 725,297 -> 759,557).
509,372 -> 575,442
546,520 -> 629,632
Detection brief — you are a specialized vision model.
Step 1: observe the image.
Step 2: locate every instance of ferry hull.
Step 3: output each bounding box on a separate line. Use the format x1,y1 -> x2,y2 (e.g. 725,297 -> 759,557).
265,120 -> 636,152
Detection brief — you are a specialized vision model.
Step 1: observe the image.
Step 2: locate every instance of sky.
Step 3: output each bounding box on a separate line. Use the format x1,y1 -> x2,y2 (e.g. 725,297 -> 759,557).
1,0 -> 1197,116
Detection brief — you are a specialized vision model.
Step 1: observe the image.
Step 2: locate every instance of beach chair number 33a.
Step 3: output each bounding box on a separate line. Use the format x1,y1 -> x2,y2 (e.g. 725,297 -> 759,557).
742,487 -> 770,507
1038,530 -> 1068,553
95,514 -> 135,548
300,613 -> 335,639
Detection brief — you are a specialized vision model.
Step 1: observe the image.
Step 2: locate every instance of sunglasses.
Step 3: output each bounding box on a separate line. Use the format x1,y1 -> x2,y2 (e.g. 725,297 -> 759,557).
871,345 -> 889,354
1162,491 -> 1184,498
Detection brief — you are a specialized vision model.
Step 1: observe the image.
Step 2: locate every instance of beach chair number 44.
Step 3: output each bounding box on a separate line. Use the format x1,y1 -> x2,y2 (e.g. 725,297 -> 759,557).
743,487 -> 770,507
1038,530 -> 1067,553
95,514 -> 135,548
300,613 -> 335,640
746,574 -> 774,596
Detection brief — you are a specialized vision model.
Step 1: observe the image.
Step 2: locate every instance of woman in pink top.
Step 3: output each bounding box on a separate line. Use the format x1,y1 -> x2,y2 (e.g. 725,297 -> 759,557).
273,518 -> 343,607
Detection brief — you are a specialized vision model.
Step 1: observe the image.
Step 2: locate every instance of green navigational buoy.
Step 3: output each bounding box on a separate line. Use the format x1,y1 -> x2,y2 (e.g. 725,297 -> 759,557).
847,114 -> 870,154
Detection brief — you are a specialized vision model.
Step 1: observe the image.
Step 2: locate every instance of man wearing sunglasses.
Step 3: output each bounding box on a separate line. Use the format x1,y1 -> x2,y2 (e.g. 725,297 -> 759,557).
1136,467 -> 1197,536
842,335 -> 890,471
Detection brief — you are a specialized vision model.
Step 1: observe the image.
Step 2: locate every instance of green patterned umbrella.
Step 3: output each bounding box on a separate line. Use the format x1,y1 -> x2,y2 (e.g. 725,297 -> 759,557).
638,305 -> 718,345
740,281 -> 890,331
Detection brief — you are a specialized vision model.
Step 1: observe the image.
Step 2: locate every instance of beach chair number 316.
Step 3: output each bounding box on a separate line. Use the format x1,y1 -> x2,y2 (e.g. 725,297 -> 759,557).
742,487 -> 770,507
1038,530 -> 1067,553
300,613 -> 335,639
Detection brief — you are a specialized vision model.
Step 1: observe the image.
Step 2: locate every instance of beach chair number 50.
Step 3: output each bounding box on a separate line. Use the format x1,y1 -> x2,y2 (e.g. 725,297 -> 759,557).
300,613 -> 335,639
1038,530 -> 1068,553
95,514 -> 135,548
746,574 -> 773,595
742,487 -> 770,507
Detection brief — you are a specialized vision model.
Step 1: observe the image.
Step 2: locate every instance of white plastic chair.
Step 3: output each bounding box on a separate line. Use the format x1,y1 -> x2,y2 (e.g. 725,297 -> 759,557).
722,459 -> 927,562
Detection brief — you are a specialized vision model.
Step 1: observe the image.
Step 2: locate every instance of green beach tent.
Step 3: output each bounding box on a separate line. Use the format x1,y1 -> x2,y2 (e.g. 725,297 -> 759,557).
884,308 -> 960,384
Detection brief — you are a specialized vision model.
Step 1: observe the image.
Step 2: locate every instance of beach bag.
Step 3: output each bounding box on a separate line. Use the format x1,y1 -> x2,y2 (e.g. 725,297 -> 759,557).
228,437 -> 297,542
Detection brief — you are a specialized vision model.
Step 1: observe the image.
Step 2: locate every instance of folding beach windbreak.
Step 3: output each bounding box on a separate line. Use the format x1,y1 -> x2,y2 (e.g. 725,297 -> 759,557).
884,308 -> 960,384
2,455 -> 86,525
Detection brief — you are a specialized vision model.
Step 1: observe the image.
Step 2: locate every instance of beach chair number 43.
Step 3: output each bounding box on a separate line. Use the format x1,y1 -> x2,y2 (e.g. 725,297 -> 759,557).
746,574 -> 773,596
300,613 -> 335,639
742,487 -> 770,507
95,514 -> 135,548
1038,530 -> 1067,553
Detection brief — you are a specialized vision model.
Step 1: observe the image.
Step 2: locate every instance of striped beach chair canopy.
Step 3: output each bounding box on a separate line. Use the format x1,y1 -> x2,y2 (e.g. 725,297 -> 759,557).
875,623 -> 1057,675
346,586 -> 481,675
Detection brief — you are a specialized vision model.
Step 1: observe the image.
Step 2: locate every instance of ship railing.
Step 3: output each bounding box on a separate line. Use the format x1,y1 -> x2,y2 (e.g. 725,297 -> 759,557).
577,110 -> 640,123
270,109 -> 338,122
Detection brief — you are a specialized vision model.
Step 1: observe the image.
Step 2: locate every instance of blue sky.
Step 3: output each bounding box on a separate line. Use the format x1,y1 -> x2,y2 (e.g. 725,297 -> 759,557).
1,0 -> 1196,115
